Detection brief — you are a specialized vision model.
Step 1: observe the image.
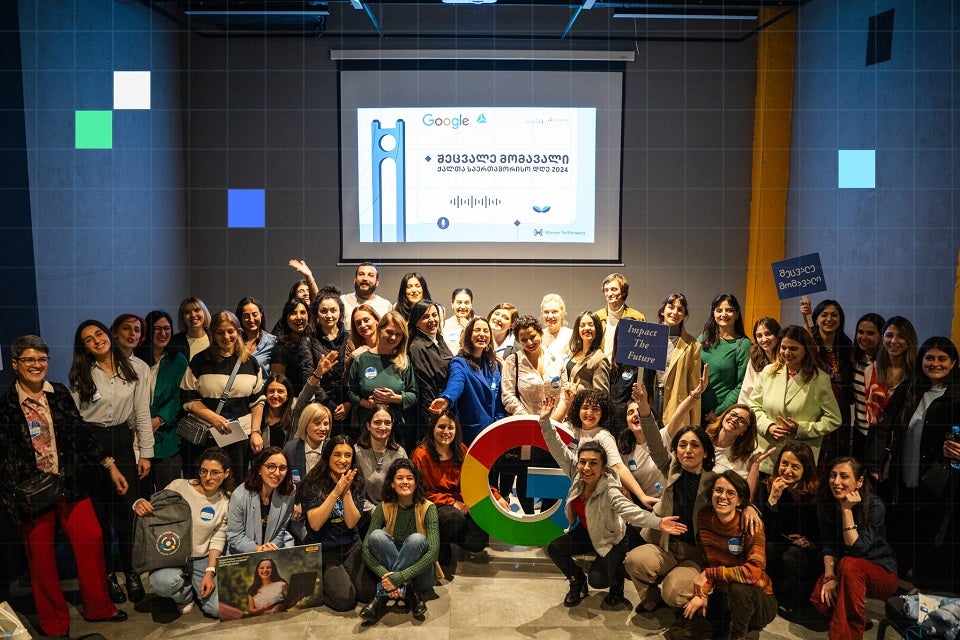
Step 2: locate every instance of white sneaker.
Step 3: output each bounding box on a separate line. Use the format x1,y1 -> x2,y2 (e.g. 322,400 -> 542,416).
177,601 -> 195,615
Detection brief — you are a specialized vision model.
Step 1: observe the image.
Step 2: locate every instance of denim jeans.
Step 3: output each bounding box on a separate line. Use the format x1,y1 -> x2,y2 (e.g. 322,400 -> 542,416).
366,529 -> 435,595
150,556 -> 219,617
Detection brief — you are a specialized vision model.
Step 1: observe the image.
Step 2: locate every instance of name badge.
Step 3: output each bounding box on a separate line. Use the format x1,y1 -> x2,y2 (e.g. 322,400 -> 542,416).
727,537 -> 743,556
364,366 -> 378,380
28,421 -> 42,438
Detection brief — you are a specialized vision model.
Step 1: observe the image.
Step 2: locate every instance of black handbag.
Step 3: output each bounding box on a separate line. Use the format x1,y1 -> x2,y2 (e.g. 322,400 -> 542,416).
176,413 -> 210,445
14,471 -> 65,517
177,356 -> 245,445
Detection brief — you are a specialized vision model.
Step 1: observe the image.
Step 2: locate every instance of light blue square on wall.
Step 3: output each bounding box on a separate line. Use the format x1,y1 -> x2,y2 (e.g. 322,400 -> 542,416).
228,189 -> 265,228
838,150 -> 875,188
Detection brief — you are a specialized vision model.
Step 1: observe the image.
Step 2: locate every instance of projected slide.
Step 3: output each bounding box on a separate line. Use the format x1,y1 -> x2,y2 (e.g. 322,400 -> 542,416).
357,107 -> 596,244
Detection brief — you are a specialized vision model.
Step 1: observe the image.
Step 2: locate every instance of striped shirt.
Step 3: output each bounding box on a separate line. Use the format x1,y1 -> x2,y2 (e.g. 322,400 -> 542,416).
697,508 -> 773,596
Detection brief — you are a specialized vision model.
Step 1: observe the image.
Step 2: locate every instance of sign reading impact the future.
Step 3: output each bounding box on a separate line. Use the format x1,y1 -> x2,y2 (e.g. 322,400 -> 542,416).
614,320 -> 669,371
771,252 -> 828,300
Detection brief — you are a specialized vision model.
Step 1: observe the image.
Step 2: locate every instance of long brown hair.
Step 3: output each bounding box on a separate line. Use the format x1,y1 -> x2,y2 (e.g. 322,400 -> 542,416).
748,317 -> 781,373
704,404 -> 757,464
769,325 -> 820,383
763,440 -> 818,499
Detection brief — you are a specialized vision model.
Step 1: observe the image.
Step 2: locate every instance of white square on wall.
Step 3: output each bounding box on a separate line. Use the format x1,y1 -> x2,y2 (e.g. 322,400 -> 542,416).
113,71 -> 151,110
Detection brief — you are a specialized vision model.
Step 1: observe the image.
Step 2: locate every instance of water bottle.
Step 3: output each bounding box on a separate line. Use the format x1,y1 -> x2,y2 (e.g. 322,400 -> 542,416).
950,426 -> 960,471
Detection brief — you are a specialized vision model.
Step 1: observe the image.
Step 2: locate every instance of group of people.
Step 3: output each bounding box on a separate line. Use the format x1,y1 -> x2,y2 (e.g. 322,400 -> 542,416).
1,260 -> 958,640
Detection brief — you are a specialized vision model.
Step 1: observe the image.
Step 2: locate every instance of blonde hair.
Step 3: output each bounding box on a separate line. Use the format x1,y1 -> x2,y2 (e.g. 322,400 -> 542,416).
540,293 -> 567,323
207,311 -> 249,363
297,403 -> 332,441
377,311 -> 410,372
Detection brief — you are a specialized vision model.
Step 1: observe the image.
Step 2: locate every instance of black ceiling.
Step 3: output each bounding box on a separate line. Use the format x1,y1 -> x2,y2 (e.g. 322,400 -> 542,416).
142,0 -> 810,42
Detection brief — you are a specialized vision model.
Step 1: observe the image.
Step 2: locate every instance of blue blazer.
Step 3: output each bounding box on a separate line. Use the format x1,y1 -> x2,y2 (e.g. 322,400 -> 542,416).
440,356 -> 504,444
226,484 -> 295,554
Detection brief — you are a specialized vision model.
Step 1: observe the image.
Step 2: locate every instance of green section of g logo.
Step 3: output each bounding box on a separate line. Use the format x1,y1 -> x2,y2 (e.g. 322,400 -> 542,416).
461,415 -> 573,546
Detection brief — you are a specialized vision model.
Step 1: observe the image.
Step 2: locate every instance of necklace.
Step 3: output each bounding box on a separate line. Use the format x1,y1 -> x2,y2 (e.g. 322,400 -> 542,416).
374,449 -> 387,472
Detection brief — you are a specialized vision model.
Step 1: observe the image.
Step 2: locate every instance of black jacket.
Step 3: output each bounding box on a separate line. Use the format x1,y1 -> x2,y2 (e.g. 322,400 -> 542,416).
866,381 -> 960,503
0,382 -> 106,525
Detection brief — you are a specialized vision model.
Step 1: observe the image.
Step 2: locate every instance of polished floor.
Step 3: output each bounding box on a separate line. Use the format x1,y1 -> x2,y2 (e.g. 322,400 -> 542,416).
7,542 -> 892,640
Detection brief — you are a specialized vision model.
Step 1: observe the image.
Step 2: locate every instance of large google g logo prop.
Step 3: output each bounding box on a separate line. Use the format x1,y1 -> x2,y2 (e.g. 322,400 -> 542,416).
461,415 -> 574,547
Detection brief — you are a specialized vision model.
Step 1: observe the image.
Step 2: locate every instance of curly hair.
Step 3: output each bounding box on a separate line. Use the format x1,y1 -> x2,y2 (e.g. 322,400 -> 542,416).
567,389 -> 610,432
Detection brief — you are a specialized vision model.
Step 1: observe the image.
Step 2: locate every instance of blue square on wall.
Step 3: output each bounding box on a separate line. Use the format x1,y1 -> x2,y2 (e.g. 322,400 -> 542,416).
228,189 -> 265,228
838,150 -> 876,188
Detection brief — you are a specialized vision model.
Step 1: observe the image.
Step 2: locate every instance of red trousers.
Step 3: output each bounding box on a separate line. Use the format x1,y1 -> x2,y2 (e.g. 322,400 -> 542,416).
19,498 -> 117,636
810,556 -> 898,640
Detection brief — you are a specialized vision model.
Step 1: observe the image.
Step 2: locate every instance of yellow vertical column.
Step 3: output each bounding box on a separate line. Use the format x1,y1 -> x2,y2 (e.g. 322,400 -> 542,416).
744,9 -> 797,329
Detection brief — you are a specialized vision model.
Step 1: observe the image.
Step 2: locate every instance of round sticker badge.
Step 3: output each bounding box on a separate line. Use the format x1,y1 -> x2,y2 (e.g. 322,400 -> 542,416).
364,366 -> 378,380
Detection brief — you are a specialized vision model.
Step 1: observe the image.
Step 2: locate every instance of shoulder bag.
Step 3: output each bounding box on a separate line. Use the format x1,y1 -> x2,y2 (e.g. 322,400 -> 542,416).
177,356 -> 245,445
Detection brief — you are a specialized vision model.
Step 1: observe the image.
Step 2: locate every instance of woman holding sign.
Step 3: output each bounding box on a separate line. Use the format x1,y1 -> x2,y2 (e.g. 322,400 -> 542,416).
642,292 -> 702,426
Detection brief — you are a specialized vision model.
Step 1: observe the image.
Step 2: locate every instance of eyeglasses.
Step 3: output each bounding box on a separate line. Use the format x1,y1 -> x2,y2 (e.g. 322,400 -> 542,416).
199,468 -> 224,477
15,357 -> 49,366
712,488 -> 739,499
263,463 -> 288,474
153,326 -> 172,334
726,413 -> 749,427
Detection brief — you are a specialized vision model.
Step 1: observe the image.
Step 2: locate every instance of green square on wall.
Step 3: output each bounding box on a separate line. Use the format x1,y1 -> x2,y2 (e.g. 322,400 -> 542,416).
75,110 -> 113,149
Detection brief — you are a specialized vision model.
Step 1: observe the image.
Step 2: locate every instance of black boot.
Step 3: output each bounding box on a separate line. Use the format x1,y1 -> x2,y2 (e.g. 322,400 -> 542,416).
359,596 -> 388,621
409,589 -> 427,619
125,571 -> 145,603
107,573 -> 127,604
563,572 -> 588,607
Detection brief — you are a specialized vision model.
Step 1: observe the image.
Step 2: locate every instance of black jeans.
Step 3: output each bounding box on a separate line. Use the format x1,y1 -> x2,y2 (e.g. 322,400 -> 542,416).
86,424 -> 139,574
546,525 -> 630,595
435,505 -> 489,565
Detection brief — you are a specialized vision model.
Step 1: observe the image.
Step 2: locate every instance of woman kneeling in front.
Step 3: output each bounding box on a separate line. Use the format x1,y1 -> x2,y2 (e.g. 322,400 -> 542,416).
539,395 -> 686,609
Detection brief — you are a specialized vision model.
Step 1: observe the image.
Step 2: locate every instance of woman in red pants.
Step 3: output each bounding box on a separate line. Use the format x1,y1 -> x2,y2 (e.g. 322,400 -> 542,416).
0,335 -> 128,637
810,457 -> 898,640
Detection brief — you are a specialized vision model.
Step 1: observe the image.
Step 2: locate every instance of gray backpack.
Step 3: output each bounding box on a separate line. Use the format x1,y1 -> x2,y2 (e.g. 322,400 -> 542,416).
132,488 -> 193,573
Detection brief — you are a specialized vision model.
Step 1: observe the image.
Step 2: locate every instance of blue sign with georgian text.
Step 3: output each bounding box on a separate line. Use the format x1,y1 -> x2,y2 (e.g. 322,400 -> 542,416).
771,252 -> 828,300
614,320 -> 669,371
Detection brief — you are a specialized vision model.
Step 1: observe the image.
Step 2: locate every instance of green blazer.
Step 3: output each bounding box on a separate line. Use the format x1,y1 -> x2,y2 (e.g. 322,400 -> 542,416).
750,363 -> 842,475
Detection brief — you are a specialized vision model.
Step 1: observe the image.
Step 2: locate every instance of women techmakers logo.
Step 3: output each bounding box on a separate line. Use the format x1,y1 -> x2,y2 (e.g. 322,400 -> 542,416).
156,531 -> 182,556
